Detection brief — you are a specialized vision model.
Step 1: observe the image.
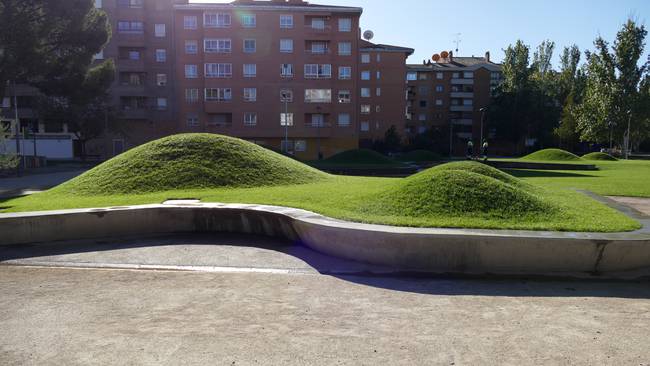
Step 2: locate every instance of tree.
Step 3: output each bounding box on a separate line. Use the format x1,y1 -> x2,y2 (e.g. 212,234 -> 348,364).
0,122 -> 18,170
0,0 -> 110,101
576,19 -> 648,148
37,60 -> 116,159
554,92 -> 580,149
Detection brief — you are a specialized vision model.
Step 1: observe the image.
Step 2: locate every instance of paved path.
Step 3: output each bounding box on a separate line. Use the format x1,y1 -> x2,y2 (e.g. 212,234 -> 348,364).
1,234 -> 650,365
0,170 -> 86,198
607,196 -> 650,217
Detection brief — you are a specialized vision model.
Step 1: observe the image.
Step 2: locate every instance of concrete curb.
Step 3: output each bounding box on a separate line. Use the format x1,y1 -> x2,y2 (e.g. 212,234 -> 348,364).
1,201 -> 649,279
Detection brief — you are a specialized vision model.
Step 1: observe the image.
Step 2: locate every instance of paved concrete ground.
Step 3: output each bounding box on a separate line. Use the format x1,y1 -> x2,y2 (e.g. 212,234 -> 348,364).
1,234 -> 650,365
0,169 -> 86,198
607,196 -> 650,217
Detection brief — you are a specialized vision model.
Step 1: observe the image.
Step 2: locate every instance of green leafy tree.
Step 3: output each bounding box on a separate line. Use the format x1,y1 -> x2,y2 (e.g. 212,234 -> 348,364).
0,0 -> 111,100
576,19 -> 648,147
0,122 -> 18,170
554,92 -> 580,149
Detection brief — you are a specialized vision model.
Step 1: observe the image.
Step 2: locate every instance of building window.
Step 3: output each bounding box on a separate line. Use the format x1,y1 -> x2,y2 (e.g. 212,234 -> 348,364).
95,0 -> 102,8
360,121 -> 370,131
436,85 -> 444,92
156,74 -> 167,86
205,88 -> 232,102
376,105 -> 381,112
243,88 -> 257,102
184,16 -> 198,30
280,89 -> 293,102
205,63 -> 232,78
377,54 -> 381,62
338,113 -> 351,126
127,50 -> 140,60
295,140 -> 307,152
338,18 -> 352,32
452,72 -> 460,79
310,114 -> 325,127
204,13 -> 231,28
204,39 -> 231,53
436,72 -> 443,79
117,21 -> 144,34
361,54 -> 370,63
280,113 -> 294,126
94,50 -> 104,60
154,24 -> 166,37
187,113 -> 199,127
376,88 -> 381,96
436,99 -> 443,106
463,71 -> 474,79
155,49 -> 166,62
338,42 -> 352,56
281,64 -> 293,77
361,88 -> 370,98
304,64 -> 331,79
243,39 -> 256,53
185,65 -> 198,79
361,71 -> 370,80
407,72 -> 417,81
338,66 -> 352,80
361,105 -> 370,114
244,112 -> 257,126
309,42 -> 328,54
118,0 -> 142,7
156,98 -> 168,110
280,15 -> 293,28
185,88 -> 199,103
185,40 -> 198,55
311,18 -> 326,30
419,73 -> 428,80
243,64 -> 257,78
338,90 -> 351,103
463,99 -> 473,106
304,89 -> 332,103
280,39 -> 293,53
418,114 -> 427,121
241,14 -> 256,28
419,100 -> 427,107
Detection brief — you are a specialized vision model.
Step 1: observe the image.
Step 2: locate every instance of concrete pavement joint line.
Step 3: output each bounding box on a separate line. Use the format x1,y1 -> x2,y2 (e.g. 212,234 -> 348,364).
1,201 -> 650,278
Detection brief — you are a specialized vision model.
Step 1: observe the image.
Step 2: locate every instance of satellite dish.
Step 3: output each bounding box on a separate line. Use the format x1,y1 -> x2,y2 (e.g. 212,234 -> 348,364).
363,30 -> 374,41
432,54 -> 441,62
440,51 -> 449,59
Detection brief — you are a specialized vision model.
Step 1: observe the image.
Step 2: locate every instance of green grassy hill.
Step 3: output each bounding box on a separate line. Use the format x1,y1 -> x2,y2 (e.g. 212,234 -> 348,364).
53,134 -> 329,195
521,148 -> 583,161
395,150 -> 442,163
582,152 -> 618,161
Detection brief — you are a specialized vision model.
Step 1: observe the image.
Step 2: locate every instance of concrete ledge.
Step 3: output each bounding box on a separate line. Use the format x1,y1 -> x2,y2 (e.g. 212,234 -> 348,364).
486,160 -> 598,171
1,202 -> 649,279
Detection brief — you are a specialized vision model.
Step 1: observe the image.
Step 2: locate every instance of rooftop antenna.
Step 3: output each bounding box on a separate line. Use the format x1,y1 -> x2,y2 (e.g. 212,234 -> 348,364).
453,33 -> 462,54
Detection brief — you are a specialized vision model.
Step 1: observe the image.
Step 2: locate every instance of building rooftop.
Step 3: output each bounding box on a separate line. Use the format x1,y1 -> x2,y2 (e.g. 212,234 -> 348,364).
408,51 -> 501,71
176,0 -> 363,13
359,40 -> 414,55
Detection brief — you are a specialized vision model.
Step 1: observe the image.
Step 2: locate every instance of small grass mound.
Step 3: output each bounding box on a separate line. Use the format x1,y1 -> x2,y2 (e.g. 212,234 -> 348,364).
521,148 -> 583,161
55,134 -> 329,195
395,150 -> 442,162
323,149 -> 398,165
364,161 -> 553,218
583,152 -> 618,161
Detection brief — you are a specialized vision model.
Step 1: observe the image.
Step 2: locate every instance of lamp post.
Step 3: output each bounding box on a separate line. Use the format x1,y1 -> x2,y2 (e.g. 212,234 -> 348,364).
281,90 -> 289,154
449,119 -> 453,158
315,106 -> 322,160
13,80 -> 22,176
479,107 -> 487,145
608,120 -> 615,150
624,109 -> 632,160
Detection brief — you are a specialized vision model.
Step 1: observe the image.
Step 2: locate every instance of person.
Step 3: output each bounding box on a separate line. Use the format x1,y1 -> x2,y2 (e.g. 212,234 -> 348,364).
482,140 -> 489,161
466,140 -> 474,160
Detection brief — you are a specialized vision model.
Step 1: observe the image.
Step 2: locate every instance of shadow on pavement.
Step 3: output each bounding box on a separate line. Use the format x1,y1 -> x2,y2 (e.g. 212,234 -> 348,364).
1,233 -> 648,299
503,169 -> 598,178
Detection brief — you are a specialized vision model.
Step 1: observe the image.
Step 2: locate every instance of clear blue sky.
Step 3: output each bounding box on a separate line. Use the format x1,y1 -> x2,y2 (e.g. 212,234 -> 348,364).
192,0 -> 650,67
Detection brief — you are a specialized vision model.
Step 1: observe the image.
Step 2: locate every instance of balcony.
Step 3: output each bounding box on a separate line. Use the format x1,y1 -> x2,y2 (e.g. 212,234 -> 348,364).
305,49 -> 331,56
450,105 -> 473,112
120,108 -> 149,120
304,24 -> 332,33
451,119 -> 473,126
450,92 -> 474,98
117,59 -> 146,72
451,78 -> 474,85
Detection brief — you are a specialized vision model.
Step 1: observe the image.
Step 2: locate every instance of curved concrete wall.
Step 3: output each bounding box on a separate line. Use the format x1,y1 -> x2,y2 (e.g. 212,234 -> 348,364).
1,202 -> 649,278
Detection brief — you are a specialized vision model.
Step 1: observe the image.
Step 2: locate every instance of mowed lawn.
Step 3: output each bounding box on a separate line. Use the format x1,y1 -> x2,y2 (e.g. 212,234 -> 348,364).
1,159 -> 649,232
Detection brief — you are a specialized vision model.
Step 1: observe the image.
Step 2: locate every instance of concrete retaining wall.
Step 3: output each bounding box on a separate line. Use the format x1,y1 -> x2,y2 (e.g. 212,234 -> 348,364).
1,202 -> 649,278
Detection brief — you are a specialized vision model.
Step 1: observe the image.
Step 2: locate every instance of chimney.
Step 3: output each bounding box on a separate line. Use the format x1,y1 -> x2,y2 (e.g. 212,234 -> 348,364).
449,51 -> 453,62
485,51 -> 491,62
423,60 -> 426,65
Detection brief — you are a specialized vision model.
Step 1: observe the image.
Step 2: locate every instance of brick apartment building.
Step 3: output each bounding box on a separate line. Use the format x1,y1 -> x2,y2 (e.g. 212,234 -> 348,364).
406,52 -> 503,156
1,0 -> 504,161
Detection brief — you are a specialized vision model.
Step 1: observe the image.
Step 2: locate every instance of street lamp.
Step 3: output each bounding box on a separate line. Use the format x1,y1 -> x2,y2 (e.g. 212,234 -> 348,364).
315,105 -> 322,160
281,90 -> 289,154
479,107 -> 488,145
607,120 -> 616,150
624,109 -> 632,160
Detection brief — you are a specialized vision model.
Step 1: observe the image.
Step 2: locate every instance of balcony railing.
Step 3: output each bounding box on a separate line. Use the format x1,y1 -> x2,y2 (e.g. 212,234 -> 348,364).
305,49 -> 331,55
304,24 -> 331,32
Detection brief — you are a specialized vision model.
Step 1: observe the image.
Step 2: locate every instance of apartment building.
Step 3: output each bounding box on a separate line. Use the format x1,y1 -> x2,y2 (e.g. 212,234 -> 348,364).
406,51 -> 503,156
2,0 -> 414,161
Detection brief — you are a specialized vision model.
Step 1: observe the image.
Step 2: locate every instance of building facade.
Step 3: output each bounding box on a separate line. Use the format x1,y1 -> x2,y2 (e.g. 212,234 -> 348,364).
406,52 -> 503,156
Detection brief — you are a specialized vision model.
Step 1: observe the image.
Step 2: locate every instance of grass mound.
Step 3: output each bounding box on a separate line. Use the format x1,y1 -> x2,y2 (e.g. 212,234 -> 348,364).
583,152 -> 618,161
395,150 -> 442,162
55,134 -> 329,195
323,149 -> 398,165
521,148 -> 583,161
365,161 -> 553,218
